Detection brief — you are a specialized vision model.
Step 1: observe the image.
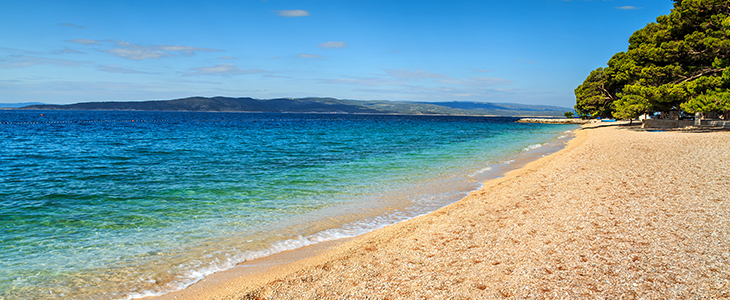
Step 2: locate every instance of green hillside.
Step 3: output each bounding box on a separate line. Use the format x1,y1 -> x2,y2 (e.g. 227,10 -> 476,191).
21,97 -> 570,117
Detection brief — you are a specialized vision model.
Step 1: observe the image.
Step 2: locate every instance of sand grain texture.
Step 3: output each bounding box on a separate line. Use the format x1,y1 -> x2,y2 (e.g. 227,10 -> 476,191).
182,126 -> 730,299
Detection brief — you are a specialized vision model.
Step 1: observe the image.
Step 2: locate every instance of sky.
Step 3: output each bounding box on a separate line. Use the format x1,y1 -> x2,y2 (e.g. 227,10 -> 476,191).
1,0 -> 675,107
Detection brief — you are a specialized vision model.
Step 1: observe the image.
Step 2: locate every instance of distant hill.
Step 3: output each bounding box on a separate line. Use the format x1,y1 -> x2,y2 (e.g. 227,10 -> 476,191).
1,102 -> 46,108
19,97 -> 570,117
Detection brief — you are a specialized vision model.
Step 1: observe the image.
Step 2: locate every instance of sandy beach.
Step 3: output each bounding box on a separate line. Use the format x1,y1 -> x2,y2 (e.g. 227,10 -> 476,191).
152,124 -> 730,299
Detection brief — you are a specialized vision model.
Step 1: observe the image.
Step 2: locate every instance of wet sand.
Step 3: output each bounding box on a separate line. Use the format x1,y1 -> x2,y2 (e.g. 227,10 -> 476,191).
151,124 -> 730,299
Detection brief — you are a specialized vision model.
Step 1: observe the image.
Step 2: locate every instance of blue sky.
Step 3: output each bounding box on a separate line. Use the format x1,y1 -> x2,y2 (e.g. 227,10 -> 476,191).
1,0 -> 674,107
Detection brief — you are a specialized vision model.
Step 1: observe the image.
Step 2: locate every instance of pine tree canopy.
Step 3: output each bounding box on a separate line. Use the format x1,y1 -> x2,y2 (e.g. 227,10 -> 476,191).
574,0 -> 730,119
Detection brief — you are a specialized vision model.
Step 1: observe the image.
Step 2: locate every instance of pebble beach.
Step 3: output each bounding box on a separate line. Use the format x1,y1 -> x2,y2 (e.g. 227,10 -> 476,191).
154,124 -> 730,299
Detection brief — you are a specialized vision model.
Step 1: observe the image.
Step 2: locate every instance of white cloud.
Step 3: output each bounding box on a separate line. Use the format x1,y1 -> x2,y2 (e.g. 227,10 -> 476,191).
68,39 -> 101,45
0,55 -> 88,68
0,47 -> 45,55
154,44 -> 219,56
382,68 -> 451,80
297,53 -> 323,58
105,47 -> 171,60
183,64 -> 271,76
96,65 -> 155,74
616,6 -> 642,10
65,39 -> 221,60
276,10 -> 310,17
218,56 -> 237,59
318,41 -> 347,49
104,41 -> 222,60
0,80 -> 184,101
52,48 -> 85,54
322,76 -> 407,87
59,23 -> 85,29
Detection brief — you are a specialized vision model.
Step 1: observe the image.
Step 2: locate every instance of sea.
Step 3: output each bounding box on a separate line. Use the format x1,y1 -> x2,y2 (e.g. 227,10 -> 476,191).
0,110 -> 578,299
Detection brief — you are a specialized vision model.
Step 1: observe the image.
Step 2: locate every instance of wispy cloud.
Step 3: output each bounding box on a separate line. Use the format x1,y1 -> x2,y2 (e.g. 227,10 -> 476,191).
297,53 -> 323,59
321,67 -> 515,102
104,41 -> 222,60
59,23 -> 85,29
440,76 -> 514,86
616,6 -> 642,10
322,75 -> 407,87
0,55 -> 89,68
218,56 -> 237,59
276,10 -> 310,17
105,47 -> 171,60
152,44 -> 220,56
65,39 -> 221,60
382,69 -> 451,80
96,65 -> 156,74
318,41 -> 347,49
472,69 -> 493,73
0,80 -> 186,101
183,64 -> 272,77
0,47 -> 45,55
67,38 -> 101,45
52,48 -> 85,55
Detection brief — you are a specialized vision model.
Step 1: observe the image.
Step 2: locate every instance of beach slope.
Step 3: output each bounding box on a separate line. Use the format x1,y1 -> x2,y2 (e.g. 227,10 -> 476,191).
164,126 -> 730,299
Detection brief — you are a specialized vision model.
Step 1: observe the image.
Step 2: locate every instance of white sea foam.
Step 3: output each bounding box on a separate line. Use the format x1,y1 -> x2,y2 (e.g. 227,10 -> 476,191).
469,166 -> 492,177
126,130 -> 575,300
557,135 -> 567,139
523,143 -> 543,151
127,211 -> 421,300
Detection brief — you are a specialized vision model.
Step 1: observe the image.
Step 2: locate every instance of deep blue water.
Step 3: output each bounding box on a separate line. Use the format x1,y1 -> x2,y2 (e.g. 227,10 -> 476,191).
0,111 -> 576,299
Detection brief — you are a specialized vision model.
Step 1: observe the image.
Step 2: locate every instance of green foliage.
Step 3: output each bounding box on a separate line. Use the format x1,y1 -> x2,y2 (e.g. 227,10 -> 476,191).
574,67 -> 619,118
680,89 -> 730,112
23,97 -> 572,117
575,0 -> 730,116
564,111 -> 575,118
614,95 -> 652,120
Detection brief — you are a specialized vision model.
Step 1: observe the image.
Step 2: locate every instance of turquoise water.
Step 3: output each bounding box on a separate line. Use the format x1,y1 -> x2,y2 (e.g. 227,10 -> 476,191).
0,111 -> 577,299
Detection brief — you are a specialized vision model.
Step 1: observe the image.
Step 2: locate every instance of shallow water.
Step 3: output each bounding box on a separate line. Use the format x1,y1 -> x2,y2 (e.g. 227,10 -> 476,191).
0,111 -> 577,299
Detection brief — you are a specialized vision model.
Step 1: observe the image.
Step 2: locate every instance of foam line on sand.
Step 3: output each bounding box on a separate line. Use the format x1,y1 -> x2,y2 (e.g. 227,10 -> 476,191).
149,125 -> 730,299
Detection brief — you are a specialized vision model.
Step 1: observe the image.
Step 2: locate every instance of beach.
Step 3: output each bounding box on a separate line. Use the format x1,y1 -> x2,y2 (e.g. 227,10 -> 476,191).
152,124 -> 730,299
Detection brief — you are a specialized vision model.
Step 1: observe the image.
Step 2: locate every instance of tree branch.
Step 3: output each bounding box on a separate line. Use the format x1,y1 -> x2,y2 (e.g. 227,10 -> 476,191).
671,68 -> 725,84
599,83 -> 618,101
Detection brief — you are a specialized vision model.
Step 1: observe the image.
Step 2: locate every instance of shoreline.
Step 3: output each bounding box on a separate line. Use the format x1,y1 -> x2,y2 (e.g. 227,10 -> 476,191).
142,127 -> 578,300
517,118 -> 596,124
154,127 -> 730,299
153,124 -> 729,299
231,123 -> 730,299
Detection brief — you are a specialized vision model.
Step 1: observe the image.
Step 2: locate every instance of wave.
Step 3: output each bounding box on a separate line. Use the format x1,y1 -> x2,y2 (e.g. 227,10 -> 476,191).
127,138 -> 574,299
468,166 -> 493,177
522,143 -> 543,151
127,207 -> 439,299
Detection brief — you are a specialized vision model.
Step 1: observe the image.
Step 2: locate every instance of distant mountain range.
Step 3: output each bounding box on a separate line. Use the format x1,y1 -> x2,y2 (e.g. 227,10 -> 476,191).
14,97 -> 571,117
